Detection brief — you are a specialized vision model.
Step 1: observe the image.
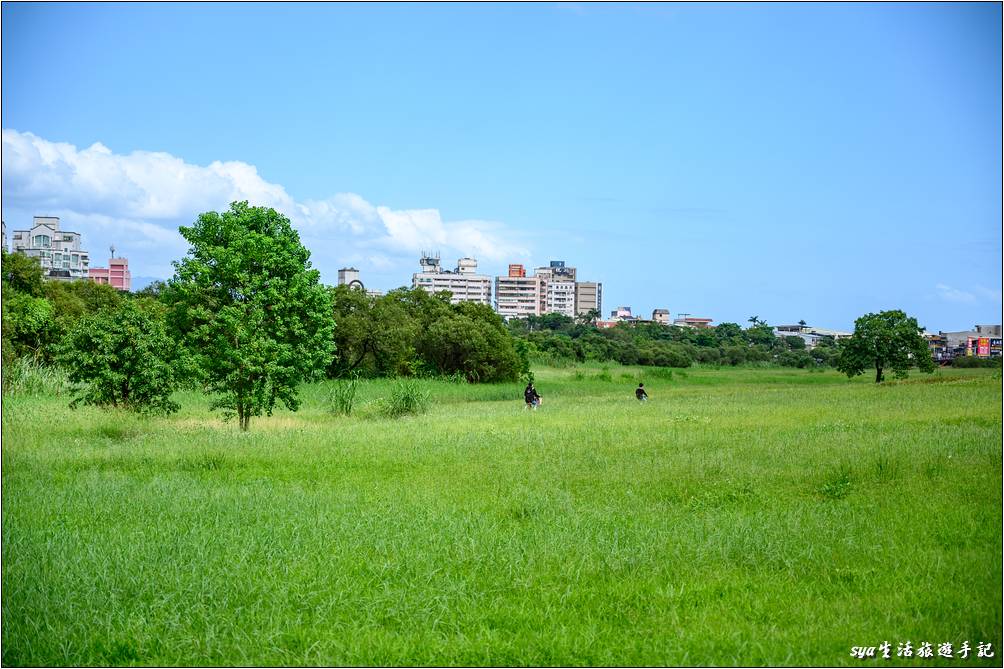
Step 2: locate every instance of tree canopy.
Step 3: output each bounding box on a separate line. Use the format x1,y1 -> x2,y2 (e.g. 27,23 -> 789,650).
836,310 -> 935,382
166,201 -> 334,430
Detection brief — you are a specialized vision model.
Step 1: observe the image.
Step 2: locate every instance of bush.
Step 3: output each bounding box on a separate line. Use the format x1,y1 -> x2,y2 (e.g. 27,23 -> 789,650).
327,377 -> 358,416
382,379 -> 430,418
777,350 -> 814,369
950,356 -> 1001,369
58,302 -> 180,416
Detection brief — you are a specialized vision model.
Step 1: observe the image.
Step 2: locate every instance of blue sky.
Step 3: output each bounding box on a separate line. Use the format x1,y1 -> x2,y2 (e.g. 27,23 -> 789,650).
2,2 -> 1000,331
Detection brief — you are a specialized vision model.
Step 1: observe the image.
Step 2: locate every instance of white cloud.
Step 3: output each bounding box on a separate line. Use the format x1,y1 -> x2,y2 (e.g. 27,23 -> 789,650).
1,128 -> 529,285
935,283 -> 977,304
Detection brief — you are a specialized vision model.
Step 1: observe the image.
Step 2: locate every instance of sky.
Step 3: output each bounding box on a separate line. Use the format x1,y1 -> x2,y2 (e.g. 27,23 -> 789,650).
2,2 -> 1001,332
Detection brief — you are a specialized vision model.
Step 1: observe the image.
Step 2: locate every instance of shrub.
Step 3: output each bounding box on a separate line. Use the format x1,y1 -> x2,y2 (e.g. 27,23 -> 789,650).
950,356 -> 1001,369
382,379 -> 430,418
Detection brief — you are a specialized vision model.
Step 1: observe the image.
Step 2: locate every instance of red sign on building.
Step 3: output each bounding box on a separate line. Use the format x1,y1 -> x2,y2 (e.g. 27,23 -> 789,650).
978,337 -> 990,357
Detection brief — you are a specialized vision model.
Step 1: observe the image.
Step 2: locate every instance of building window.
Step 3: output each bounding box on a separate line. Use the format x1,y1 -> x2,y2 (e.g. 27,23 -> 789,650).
33,235 -> 51,248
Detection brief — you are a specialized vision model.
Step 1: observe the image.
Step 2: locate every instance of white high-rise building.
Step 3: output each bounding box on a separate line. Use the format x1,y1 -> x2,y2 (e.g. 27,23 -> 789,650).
337,267 -> 363,288
544,279 -> 576,317
412,254 -> 492,305
535,260 -> 578,318
11,216 -> 91,280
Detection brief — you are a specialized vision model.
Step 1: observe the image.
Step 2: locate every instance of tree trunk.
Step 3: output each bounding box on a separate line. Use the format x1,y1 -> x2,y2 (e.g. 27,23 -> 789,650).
875,365 -> 884,383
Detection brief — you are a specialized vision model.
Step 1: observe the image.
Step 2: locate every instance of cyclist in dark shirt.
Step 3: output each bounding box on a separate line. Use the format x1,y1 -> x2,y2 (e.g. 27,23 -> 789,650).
635,383 -> 649,401
524,383 -> 541,410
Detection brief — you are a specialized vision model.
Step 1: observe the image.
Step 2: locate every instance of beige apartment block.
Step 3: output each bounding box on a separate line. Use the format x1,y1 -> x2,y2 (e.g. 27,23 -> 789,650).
575,281 -> 603,317
495,264 -> 544,319
412,254 -> 492,305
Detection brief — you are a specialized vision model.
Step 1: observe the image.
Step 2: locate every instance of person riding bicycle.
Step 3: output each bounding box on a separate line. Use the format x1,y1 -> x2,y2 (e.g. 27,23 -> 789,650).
524,382 -> 542,409
636,383 -> 649,402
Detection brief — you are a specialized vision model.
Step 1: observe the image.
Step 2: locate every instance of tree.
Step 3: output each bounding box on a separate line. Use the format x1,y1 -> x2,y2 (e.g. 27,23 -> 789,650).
418,302 -> 523,382
714,322 -> 744,343
59,301 -> 180,415
783,335 -> 807,350
328,286 -> 417,378
745,323 -> 776,347
2,250 -> 51,364
748,315 -> 761,327
2,249 -> 46,297
166,202 -> 334,430
573,308 -> 600,327
798,319 -> 807,327
836,310 -> 935,383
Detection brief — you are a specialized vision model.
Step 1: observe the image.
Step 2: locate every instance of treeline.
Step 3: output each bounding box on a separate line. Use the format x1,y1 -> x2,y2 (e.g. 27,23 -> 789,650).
506,314 -> 840,368
1,203 -> 529,427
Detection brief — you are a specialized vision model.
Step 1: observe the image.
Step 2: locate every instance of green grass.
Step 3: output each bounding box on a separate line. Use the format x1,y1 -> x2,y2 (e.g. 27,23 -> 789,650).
2,365 -> 1001,666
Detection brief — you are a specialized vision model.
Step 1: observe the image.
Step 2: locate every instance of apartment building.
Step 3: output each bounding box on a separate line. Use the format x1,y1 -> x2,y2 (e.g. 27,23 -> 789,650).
534,260 -> 578,317
652,309 -> 671,325
574,281 -> 602,317
10,216 -> 91,280
495,264 -> 544,319
412,254 -> 492,305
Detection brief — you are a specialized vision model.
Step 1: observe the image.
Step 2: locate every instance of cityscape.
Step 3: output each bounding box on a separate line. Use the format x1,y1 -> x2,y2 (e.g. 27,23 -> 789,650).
4,213 -> 1000,362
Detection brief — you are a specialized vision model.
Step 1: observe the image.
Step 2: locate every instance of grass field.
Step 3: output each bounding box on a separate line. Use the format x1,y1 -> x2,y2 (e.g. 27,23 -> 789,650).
2,364 -> 1001,666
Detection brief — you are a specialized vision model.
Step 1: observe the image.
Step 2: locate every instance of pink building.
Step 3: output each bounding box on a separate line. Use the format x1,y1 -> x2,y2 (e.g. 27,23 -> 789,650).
89,257 -> 131,291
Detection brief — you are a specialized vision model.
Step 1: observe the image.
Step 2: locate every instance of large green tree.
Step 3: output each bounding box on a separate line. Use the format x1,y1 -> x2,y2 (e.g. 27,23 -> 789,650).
167,202 -> 334,430
837,310 -> 935,383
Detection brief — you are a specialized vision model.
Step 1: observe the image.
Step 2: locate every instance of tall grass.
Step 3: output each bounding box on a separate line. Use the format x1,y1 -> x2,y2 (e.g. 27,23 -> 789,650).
326,376 -> 358,416
380,378 -> 431,417
1,365 -> 1000,666
1,357 -> 70,396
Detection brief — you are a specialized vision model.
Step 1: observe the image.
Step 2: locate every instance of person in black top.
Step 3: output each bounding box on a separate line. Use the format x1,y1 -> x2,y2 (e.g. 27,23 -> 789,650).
524,382 -> 541,410
635,382 -> 648,401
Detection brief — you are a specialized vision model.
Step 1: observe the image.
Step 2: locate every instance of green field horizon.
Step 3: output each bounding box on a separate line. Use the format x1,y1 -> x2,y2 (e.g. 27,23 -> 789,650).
2,364 -> 1001,666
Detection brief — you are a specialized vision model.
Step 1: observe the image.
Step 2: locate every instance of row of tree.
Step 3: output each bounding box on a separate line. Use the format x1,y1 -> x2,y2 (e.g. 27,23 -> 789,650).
2,201 -> 944,429
506,313 -> 840,369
